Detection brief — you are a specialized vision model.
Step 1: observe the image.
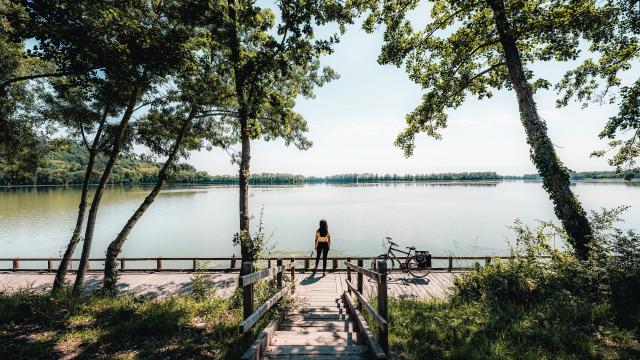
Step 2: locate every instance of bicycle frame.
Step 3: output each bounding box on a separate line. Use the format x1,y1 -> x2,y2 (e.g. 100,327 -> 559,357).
384,242 -> 413,270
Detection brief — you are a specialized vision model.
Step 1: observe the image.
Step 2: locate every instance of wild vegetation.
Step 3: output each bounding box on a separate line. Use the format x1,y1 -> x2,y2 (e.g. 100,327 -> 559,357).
0,270 -> 289,359
0,143 -> 212,186
2,0 -> 640,357
367,209 -> 640,359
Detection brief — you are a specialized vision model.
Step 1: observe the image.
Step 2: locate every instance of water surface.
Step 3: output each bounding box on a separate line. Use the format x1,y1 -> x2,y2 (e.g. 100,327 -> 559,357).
1,181 -> 639,258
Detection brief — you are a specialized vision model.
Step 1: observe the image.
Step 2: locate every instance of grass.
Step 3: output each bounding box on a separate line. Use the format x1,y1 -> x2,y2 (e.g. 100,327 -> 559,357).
360,212 -> 640,359
385,296 -> 639,360
0,273 -> 289,359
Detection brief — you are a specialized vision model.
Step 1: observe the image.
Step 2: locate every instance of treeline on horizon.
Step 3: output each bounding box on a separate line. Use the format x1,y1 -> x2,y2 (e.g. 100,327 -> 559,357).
0,145 -> 629,186
0,143 -> 212,186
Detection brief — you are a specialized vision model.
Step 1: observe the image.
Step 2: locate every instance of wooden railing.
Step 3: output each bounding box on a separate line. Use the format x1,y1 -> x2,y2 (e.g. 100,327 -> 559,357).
0,255 -> 518,272
344,259 -> 388,359
238,259 -> 295,334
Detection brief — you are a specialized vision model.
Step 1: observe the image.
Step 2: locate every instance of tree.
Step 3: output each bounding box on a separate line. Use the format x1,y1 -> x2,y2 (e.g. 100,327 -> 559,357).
556,1 -> 640,179
197,0 -> 347,266
13,0 -> 196,295
44,81 -> 120,296
0,1 -> 50,181
101,52 -> 234,292
353,0 -> 611,259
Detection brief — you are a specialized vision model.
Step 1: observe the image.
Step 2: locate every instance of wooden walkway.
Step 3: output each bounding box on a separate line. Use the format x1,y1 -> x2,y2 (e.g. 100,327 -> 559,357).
0,271 -> 463,300
328,271 -> 463,300
259,271 -> 463,359
266,273 -> 367,359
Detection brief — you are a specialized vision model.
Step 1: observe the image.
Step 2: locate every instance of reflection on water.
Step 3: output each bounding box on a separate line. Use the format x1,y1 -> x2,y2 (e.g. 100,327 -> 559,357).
1,181 -> 639,258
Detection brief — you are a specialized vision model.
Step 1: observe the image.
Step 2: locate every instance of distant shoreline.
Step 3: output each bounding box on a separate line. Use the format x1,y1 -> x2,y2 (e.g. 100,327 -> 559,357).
1,177 -> 638,189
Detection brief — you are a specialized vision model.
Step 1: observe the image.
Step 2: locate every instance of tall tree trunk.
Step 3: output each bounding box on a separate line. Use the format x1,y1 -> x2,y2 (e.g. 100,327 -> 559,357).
238,110 -> 251,261
72,87 -> 140,296
51,108 -> 108,296
226,0 -> 253,271
487,0 -> 593,259
102,109 -> 196,293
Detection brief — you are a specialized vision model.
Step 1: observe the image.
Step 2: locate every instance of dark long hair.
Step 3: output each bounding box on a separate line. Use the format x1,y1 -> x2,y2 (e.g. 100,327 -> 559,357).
318,219 -> 328,237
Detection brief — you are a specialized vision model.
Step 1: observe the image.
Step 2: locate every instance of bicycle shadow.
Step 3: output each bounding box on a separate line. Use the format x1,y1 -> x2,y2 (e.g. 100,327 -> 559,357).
300,274 -> 322,286
402,277 -> 429,285
385,274 -> 430,285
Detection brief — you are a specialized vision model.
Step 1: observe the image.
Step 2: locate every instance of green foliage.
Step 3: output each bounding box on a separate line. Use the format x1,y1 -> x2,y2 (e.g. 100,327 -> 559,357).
0,1 -> 51,178
0,143 -> 212,186
521,171 -> 636,181
319,172 -> 502,183
555,1 -> 640,178
0,284 -> 279,359
352,0 -> 610,156
233,207 -> 275,262
190,261 -> 216,301
383,209 -> 640,359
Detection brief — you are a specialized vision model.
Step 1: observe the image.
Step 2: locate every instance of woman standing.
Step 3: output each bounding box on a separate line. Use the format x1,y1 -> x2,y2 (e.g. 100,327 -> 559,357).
313,219 -> 331,276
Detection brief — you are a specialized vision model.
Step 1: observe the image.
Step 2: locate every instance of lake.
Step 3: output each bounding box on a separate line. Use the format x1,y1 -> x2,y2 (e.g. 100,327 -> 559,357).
1,181 -> 639,259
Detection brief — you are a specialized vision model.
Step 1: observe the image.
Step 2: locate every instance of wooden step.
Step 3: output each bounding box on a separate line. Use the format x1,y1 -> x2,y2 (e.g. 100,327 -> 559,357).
266,345 -> 368,356
275,327 -> 357,334
301,299 -> 342,303
280,320 -> 354,331
271,331 -> 361,346
288,313 -> 348,321
299,308 -> 347,314
266,355 -> 366,360
300,305 -> 344,310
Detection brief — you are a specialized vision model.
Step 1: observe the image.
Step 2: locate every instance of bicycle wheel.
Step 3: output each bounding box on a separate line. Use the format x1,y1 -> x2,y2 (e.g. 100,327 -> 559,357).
406,255 -> 430,278
371,254 -> 391,271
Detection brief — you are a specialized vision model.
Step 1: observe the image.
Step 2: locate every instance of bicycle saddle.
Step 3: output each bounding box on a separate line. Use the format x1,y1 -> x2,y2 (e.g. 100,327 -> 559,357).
406,246 -> 416,250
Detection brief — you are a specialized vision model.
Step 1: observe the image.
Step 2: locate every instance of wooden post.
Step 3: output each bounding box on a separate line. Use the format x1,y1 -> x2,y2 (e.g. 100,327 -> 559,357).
346,259 -> 352,294
332,258 -> 338,272
242,261 -> 254,321
377,260 -> 389,355
120,259 -> 125,271
290,258 -> 295,282
268,259 -> 272,268
12,259 -> 19,271
156,257 -> 162,271
47,259 -> 53,271
357,259 -> 364,310
304,257 -> 309,272
276,259 -> 283,290
193,258 -> 197,271
230,254 -> 236,271
448,256 -> 453,272
485,256 -> 491,266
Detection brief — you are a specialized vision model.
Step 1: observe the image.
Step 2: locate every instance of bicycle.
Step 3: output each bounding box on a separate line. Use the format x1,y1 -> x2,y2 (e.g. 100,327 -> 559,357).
371,237 -> 431,278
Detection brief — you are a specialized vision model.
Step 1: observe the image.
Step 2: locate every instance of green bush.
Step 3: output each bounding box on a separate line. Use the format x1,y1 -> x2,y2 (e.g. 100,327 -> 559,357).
388,208 -> 640,359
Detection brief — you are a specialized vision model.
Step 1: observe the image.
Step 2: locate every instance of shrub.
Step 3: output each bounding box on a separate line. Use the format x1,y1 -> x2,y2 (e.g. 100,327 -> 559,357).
387,208 -> 640,359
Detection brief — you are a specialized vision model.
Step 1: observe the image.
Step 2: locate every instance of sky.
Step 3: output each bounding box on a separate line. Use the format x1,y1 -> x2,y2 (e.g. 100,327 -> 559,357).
186,8 -> 639,177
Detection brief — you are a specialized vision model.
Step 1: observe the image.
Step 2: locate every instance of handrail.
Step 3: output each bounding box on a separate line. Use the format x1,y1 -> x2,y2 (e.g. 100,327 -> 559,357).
345,261 -> 383,283
345,259 -> 389,355
345,279 -> 388,330
239,286 -> 289,334
238,259 -> 295,334
239,263 -> 294,287
0,255 -> 555,272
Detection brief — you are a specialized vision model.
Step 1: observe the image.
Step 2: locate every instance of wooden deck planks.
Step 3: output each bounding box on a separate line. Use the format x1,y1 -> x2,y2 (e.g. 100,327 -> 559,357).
0,270 -> 463,301
267,274 -> 367,359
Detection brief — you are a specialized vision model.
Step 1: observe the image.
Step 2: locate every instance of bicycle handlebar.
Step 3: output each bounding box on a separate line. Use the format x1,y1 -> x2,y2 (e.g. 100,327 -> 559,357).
384,236 -> 398,246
